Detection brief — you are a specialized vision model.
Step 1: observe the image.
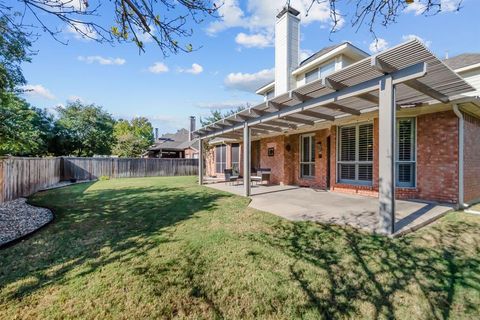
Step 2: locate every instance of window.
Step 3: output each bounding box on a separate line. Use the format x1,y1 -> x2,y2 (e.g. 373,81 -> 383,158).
266,89 -> 275,100
304,61 -> 336,84
305,68 -> 319,84
215,144 -> 227,174
396,118 -> 416,187
319,61 -> 336,78
231,143 -> 240,175
300,134 -> 315,178
337,123 -> 373,184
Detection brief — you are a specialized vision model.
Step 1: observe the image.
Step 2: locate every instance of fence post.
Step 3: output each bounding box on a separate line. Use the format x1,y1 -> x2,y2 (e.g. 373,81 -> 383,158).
0,159 -> 4,203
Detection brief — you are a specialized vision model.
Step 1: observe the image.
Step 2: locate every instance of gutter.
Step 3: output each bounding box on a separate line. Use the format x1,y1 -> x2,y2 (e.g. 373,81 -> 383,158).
452,104 -> 465,209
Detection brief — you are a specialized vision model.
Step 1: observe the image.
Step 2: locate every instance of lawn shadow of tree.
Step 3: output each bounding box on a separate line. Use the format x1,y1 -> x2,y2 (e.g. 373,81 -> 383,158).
250,215 -> 480,319
0,179 -> 231,301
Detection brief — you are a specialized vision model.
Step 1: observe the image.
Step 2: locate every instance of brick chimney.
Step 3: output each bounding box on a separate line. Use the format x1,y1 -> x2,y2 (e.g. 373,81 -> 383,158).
189,116 -> 196,141
275,5 -> 300,96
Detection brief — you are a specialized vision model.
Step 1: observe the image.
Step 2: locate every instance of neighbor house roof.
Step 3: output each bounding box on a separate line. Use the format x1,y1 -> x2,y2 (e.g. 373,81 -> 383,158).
444,53 -> 480,70
149,128 -> 199,151
298,43 -> 346,67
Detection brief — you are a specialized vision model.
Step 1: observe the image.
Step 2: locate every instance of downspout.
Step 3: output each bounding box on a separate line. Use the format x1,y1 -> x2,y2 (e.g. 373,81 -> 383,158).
452,104 -> 465,209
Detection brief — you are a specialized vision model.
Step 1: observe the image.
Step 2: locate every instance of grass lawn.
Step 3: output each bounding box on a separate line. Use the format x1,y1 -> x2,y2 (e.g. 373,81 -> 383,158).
1,176 -> 480,319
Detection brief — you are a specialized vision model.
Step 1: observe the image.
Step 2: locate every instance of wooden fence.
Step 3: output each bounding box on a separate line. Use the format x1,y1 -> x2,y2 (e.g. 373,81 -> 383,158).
0,157 -> 62,203
62,157 -> 198,180
0,157 -> 198,203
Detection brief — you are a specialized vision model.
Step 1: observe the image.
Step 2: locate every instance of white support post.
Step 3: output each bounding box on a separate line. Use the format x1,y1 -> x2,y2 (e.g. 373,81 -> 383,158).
243,123 -> 251,196
378,75 -> 396,235
198,138 -> 204,185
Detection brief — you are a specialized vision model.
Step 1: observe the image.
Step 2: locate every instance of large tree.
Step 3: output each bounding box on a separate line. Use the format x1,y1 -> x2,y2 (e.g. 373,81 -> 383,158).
53,100 -> 116,156
1,1 -> 462,56
112,117 -> 154,157
0,92 -> 53,156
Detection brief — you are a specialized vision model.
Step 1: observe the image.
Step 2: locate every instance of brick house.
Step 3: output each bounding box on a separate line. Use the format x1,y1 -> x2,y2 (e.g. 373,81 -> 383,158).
195,6 -> 480,234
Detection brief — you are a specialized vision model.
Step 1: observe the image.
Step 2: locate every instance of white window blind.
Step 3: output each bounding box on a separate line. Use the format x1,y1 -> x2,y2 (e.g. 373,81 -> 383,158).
231,143 -> 240,174
396,118 -> 416,187
338,123 -> 373,184
305,68 -> 319,84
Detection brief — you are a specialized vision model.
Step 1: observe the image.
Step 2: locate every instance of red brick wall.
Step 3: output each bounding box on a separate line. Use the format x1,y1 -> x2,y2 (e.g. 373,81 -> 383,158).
205,144 -> 232,178
184,148 -> 198,159
416,111 -> 459,203
464,113 -> 480,203
259,136 -> 286,184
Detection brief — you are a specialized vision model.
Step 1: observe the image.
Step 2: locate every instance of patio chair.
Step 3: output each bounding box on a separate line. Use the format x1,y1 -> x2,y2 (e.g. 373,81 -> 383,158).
250,169 -> 262,185
224,169 -> 239,185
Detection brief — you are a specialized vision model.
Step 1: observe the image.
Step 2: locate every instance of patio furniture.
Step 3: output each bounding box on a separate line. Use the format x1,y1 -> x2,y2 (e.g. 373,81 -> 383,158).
257,168 -> 271,184
224,169 -> 239,185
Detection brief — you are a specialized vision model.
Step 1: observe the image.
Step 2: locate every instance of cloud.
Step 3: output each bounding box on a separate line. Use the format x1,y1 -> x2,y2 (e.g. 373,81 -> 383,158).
66,21 -> 98,40
78,55 -> 126,65
224,68 -> 274,92
369,38 -> 389,53
402,34 -> 431,47
207,0 -> 344,41
404,0 -> 461,15
148,62 -> 169,74
235,32 -> 273,48
67,95 -> 85,103
196,100 -> 255,110
21,84 -> 56,100
59,0 -> 85,11
179,63 -> 204,74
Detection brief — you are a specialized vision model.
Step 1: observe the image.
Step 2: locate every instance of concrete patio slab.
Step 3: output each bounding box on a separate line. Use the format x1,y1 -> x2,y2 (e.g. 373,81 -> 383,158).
207,183 -> 453,236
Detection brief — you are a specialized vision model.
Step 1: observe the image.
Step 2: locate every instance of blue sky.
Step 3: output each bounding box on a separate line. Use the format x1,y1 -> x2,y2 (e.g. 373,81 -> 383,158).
17,0 -> 480,134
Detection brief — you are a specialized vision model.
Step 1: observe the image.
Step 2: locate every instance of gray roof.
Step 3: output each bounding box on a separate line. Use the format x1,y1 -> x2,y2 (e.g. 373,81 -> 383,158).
149,128 -> 199,151
443,53 -> 480,70
299,43 -> 346,67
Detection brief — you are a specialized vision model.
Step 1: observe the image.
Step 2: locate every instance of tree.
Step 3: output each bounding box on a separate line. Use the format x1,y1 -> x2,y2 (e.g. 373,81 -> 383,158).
112,117 -> 154,157
3,0 -> 219,55
1,1 -> 462,56
54,100 -> 116,156
0,15 -> 32,93
0,92 -> 53,156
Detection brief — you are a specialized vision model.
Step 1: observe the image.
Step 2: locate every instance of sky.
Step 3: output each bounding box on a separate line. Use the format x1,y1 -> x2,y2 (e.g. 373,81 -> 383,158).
16,0 -> 480,134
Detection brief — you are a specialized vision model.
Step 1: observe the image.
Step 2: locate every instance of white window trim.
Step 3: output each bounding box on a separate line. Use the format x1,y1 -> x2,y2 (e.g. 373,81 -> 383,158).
396,116 -> 417,188
300,133 -> 316,178
336,121 -> 374,185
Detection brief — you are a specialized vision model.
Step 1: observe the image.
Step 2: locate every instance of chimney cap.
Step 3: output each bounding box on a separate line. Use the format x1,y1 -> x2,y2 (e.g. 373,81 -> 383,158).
276,5 -> 300,19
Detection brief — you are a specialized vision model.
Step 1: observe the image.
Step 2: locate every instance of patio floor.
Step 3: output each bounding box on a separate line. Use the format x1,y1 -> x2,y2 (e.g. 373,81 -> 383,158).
207,183 -> 454,236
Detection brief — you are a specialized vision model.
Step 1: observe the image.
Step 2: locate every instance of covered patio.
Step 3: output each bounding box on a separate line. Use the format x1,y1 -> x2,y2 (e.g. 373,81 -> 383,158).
207,183 -> 453,236
194,40 -> 474,235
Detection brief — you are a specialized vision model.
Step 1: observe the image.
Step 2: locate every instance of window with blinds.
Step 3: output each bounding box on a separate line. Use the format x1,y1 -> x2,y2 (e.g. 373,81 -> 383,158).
215,144 -> 227,174
231,143 -> 240,174
300,134 -> 315,178
338,123 -> 373,184
305,68 -> 319,84
396,118 -> 416,187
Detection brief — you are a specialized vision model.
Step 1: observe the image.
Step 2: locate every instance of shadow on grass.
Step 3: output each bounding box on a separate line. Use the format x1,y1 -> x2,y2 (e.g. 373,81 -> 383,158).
251,216 -> 480,319
0,180 -> 230,301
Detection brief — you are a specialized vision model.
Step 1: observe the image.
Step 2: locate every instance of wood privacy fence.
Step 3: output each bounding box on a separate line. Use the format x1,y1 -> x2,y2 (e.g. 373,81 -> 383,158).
0,157 -> 198,203
0,157 -> 62,203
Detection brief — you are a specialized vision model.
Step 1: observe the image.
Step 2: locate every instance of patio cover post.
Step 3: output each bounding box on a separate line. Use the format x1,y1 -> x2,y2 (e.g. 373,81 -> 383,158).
243,123 -> 251,196
198,138 -> 204,185
378,75 -> 396,235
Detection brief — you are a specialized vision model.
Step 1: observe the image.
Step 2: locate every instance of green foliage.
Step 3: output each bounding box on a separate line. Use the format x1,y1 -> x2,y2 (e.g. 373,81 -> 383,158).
199,105 -> 247,127
0,92 -> 53,156
0,16 -> 32,93
99,175 -> 110,181
53,100 -> 116,156
112,117 -> 154,157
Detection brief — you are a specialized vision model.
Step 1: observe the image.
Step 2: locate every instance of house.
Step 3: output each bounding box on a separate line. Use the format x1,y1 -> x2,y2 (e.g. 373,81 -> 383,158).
193,5 -> 480,235
146,117 -> 199,158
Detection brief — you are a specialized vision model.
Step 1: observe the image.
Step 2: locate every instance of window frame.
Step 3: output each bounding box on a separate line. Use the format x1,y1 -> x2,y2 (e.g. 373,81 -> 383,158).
336,121 -> 374,185
396,117 -> 417,188
300,133 -> 316,178
215,144 -> 227,174
231,143 -> 240,175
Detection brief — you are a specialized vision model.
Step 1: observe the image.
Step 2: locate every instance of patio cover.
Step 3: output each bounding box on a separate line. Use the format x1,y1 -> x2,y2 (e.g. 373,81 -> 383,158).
194,40 -> 477,236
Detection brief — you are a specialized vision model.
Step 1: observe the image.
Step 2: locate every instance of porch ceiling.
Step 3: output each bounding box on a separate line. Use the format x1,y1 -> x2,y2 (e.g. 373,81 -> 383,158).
194,40 -> 474,140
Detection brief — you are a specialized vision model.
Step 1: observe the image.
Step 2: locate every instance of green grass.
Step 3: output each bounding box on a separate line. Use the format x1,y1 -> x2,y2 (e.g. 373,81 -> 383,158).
1,176 -> 480,319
